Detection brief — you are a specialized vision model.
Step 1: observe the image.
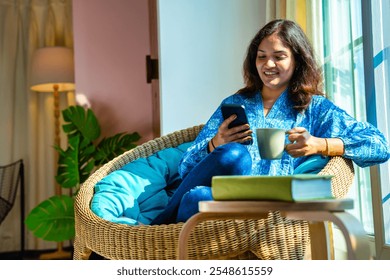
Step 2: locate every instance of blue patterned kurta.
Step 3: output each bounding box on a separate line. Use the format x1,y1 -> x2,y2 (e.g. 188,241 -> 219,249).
179,90 -> 390,178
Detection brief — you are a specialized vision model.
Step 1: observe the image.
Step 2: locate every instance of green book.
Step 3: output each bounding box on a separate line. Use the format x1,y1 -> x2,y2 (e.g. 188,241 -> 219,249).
211,174 -> 334,202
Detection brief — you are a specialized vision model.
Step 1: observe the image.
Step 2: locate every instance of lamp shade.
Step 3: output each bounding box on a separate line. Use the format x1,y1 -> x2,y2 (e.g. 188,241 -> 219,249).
30,46 -> 75,92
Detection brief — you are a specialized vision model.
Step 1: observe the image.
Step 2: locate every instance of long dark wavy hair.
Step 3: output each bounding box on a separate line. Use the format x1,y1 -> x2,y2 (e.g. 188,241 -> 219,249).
238,19 -> 324,112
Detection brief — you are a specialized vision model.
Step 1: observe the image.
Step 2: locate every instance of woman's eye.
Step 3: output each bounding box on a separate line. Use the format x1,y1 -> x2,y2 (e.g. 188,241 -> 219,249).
257,56 -> 266,59
276,56 -> 287,60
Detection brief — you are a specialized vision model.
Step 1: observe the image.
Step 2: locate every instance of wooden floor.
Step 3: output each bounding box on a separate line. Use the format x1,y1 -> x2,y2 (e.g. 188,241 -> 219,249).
0,247 -> 73,260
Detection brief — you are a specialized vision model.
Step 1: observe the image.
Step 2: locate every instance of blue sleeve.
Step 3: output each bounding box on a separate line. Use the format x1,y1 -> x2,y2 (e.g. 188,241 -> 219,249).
311,97 -> 390,167
178,105 -> 224,179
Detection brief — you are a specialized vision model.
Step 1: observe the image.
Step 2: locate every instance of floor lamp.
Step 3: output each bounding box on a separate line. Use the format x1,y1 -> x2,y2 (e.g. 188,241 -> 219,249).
30,46 -> 75,259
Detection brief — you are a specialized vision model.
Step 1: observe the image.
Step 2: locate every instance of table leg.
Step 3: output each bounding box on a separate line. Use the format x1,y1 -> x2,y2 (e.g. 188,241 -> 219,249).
178,212 -> 268,260
285,211 -> 371,260
308,221 -> 333,260
178,210 -> 370,260
331,212 -> 371,260
178,212 -> 204,260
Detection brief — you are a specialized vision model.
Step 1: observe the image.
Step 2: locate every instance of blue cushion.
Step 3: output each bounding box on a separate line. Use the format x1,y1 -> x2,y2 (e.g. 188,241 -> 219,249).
91,142 -> 192,225
293,155 -> 330,174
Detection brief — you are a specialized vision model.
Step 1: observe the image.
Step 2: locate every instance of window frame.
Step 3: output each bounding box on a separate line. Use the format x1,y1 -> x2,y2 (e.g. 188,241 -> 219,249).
361,0 -> 390,259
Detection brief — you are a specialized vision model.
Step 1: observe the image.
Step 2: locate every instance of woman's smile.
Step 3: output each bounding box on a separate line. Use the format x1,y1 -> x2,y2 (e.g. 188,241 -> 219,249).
264,70 -> 279,76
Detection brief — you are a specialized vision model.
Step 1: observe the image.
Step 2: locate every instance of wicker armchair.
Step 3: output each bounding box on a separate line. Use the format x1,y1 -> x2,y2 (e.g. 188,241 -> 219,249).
73,125 -> 354,260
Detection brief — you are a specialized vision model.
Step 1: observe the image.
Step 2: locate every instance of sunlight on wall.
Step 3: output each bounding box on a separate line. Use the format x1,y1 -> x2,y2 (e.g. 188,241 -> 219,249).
158,0 -> 266,134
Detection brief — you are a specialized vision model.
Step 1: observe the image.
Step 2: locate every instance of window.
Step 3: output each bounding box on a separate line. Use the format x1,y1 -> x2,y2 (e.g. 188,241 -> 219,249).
322,0 -> 390,259
322,0 -> 373,233
366,0 -> 390,258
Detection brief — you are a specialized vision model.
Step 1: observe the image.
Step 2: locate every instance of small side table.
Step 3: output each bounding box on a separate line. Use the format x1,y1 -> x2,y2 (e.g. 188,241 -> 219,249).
178,199 -> 371,260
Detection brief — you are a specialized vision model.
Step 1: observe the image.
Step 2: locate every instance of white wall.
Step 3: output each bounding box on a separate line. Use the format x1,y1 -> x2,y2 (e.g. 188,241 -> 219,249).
158,0 -> 266,134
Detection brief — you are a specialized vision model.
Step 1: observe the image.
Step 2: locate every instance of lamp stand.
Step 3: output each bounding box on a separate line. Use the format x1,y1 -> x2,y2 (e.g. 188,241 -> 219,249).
39,84 -> 72,260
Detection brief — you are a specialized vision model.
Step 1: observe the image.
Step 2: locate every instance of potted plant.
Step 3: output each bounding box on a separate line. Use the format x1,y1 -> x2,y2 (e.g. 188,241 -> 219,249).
25,105 -> 141,242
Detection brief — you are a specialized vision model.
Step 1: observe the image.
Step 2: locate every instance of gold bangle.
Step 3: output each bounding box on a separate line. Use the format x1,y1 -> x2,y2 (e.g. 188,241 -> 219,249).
327,139 -> 339,156
322,138 -> 329,156
323,138 -> 344,157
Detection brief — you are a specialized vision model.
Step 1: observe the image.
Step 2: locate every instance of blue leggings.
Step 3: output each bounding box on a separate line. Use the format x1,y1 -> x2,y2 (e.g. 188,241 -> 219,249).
150,142 -> 252,225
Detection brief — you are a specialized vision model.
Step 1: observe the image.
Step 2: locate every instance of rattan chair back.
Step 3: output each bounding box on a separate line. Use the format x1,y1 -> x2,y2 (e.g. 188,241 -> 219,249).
74,125 -> 354,260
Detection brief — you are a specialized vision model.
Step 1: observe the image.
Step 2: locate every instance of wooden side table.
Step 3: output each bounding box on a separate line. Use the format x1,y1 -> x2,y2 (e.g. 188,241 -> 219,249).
178,199 -> 371,260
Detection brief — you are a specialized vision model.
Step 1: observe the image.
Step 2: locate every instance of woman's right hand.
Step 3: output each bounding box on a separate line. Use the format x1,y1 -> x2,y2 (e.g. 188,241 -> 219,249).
211,114 -> 252,148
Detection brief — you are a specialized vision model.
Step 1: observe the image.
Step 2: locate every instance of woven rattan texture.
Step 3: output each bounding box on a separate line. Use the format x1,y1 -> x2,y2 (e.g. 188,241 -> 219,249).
73,125 -> 354,260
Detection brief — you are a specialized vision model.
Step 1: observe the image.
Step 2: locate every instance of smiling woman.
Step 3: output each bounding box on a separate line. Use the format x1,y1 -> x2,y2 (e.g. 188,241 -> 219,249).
256,34 -> 296,104
151,19 -> 390,226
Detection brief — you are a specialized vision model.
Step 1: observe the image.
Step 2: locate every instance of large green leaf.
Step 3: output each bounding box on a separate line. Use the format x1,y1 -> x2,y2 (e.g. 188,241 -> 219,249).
25,195 -> 74,242
55,134 -> 95,188
94,132 -> 141,165
62,105 -> 100,142
26,105 -> 141,245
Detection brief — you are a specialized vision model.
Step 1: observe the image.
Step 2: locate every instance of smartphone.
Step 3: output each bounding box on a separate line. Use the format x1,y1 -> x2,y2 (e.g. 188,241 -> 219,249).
221,104 -> 249,129
221,104 -> 252,144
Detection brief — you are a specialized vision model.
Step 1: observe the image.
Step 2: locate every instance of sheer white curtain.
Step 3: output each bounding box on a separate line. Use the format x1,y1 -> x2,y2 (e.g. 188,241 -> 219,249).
265,0 -> 286,22
0,0 -> 73,252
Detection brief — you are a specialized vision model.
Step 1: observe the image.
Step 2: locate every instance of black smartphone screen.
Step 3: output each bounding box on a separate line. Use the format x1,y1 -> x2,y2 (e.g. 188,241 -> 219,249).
221,104 -> 249,129
221,104 -> 252,145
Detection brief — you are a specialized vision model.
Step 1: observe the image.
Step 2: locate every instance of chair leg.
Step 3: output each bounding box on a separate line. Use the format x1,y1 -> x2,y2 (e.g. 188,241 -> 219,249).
73,236 -> 92,260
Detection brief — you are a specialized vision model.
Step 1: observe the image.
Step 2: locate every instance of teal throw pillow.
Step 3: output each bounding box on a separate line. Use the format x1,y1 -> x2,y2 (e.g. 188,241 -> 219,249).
91,142 -> 192,225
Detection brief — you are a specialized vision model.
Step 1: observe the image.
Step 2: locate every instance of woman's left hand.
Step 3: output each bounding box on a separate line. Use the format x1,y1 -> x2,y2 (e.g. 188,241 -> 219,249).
285,127 -> 325,157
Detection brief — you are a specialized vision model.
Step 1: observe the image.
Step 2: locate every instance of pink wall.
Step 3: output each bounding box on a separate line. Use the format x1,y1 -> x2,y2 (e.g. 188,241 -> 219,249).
72,0 -> 153,143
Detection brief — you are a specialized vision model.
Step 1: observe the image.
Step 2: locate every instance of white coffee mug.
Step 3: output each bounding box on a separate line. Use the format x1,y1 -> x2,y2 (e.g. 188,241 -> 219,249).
256,128 -> 286,160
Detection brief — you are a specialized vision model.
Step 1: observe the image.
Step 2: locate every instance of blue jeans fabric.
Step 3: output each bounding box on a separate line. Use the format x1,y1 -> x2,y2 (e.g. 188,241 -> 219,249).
150,142 -> 252,225
176,186 -> 213,222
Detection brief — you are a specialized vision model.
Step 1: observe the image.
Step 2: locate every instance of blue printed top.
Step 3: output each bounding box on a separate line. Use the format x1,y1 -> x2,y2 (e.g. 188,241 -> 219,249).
178,90 -> 390,178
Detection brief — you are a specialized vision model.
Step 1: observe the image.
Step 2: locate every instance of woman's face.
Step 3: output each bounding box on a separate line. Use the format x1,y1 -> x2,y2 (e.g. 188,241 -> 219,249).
256,33 -> 296,93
